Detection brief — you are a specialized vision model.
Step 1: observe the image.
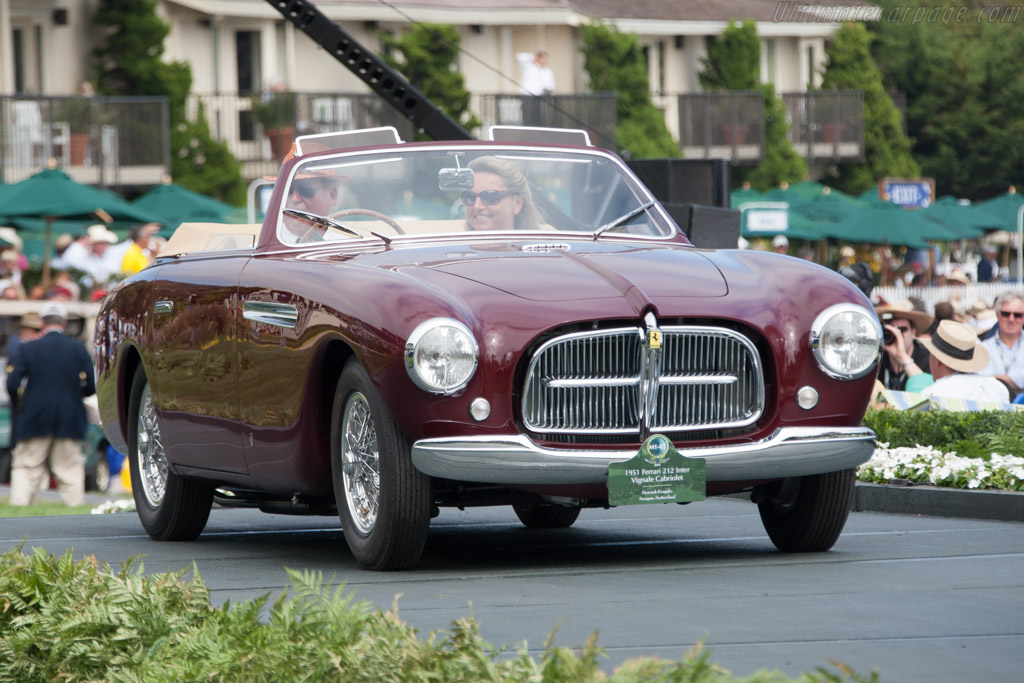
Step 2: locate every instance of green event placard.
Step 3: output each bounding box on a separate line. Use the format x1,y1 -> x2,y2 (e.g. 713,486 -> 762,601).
607,434 -> 706,506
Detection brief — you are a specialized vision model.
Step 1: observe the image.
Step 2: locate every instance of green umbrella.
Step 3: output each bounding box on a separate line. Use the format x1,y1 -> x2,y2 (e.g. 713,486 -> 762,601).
978,190 -> 1024,231
819,201 -> 961,247
858,187 -> 883,202
0,167 -> 161,283
730,186 -> 763,208
918,196 -> 998,239
793,193 -> 870,223
132,182 -> 239,229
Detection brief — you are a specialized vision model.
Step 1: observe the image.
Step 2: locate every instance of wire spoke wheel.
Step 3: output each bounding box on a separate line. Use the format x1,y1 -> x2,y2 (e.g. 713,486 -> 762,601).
128,370 -> 213,541
136,384 -> 168,507
341,392 -> 381,534
331,360 -> 432,570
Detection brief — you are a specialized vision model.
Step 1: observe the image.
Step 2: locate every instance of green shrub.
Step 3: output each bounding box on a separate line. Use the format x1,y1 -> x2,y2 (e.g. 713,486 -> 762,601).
863,408 -> 1019,456
0,546 -> 878,682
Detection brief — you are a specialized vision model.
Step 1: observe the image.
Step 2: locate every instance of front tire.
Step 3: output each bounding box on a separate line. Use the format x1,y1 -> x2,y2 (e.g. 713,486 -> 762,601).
128,370 -> 213,541
757,468 -> 855,552
331,360 -> 432,570
513,503 -> 581,529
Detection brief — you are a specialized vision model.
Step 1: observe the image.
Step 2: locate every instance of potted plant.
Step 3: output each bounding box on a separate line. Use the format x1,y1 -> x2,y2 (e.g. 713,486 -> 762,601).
250,90 -> 297,160
811,91 -> 845,143
62,97 -> 94,165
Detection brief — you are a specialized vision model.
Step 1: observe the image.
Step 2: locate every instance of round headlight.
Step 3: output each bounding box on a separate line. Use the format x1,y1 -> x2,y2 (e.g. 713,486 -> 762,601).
811,304 -> 882,380
404,318 -> 478,394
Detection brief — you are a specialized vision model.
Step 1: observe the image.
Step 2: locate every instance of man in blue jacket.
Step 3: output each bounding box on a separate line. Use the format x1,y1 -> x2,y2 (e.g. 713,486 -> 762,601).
5,301 -> 95,506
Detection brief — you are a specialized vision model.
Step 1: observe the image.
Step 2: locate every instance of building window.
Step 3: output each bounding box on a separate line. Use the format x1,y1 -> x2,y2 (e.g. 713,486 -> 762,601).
764,39 -> 777,84
807,45 -> 816,88
12,27 -> 25,93
236,30 -> 261,93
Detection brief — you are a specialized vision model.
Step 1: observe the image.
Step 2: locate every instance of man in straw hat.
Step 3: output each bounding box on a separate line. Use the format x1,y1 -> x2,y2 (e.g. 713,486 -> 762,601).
876,302 -> 933,390
267,141 -> 348,244
919,319 -> 1011,403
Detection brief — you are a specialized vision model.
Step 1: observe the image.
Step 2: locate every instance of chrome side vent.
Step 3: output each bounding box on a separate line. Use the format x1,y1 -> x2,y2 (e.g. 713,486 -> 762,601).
521,242 -> 572,253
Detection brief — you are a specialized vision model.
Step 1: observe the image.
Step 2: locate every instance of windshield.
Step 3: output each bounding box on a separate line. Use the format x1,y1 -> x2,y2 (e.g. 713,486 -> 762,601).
275,146 -> 675,245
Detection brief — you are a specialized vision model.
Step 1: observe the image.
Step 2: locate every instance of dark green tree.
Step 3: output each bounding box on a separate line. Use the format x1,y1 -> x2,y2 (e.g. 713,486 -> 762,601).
380,24 -> 480,137
745,82 -> 808,190
92,0 -> 244,205
699,20 -> 759,91
699,20 -> 805,189
580,22 -> 680,158
870,1 -> 1024,199
820,21 -> 919,196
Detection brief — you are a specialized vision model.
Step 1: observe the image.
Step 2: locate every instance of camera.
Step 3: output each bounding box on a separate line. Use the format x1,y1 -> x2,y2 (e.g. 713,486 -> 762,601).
883,327 -> 895,346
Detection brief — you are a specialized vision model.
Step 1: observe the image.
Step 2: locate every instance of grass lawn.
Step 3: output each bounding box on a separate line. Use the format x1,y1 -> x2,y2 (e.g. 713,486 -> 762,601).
0,498 -> 99,517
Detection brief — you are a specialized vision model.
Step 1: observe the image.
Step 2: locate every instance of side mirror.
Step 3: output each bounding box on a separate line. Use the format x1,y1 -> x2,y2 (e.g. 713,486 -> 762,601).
438,167 -> 475,191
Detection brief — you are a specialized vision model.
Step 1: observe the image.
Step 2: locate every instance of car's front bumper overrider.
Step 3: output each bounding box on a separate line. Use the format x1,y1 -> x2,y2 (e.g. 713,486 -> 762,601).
410,426 -> 875,485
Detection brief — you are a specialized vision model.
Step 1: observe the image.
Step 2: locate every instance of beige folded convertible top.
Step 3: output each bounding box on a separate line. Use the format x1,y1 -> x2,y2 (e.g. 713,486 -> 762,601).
158,223 -> 262,257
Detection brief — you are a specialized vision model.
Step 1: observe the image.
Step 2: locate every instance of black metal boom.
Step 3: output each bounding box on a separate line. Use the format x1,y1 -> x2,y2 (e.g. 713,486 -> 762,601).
264,0 -> 474,141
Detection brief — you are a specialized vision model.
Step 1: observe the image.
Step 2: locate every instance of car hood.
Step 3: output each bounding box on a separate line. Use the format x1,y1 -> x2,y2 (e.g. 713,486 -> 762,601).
353,239 -> 727,304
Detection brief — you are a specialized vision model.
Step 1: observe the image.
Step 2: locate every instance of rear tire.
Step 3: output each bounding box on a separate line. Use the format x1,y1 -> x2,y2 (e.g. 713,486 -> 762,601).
513,503 -> 581,529
331,360 -> 432,570
128,370 -> 212,541
757,468 -> 855,552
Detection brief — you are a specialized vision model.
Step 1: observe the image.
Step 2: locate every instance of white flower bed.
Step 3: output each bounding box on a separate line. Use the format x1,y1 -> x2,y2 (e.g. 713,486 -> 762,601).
90,499 -> 137,515
859,443 -> 1024,491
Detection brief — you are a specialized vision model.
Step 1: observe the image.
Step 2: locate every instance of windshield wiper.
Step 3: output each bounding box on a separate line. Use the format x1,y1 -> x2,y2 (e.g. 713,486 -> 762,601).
283,209 -> 393,245
592,201 -> 656,240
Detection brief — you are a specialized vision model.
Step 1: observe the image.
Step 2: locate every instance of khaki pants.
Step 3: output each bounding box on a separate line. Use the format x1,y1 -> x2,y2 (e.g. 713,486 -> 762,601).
9,437 -> 85,507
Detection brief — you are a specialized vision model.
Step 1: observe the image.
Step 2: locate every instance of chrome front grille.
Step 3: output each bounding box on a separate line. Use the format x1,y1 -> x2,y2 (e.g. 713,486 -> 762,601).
522,324 -> 764,436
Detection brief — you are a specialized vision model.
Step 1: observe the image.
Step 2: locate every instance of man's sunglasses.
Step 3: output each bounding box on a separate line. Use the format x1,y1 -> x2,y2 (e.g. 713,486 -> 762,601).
999,310 -> 1024,320
291,182 -> 323,199
893,325 -> 912,333
461,190 -> 518,206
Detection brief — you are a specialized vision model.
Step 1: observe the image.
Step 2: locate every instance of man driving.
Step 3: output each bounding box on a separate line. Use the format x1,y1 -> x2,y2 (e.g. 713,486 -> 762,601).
269,141 -> 346,244
282,175 -> 342,243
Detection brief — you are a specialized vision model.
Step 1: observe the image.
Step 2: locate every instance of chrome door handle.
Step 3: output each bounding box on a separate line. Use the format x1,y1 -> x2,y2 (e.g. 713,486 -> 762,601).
242,301 -> 299,329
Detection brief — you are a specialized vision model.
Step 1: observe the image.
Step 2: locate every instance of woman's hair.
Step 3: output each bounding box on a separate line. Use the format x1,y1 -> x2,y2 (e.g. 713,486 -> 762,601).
924,300 -> 956,337
467,156 -> 541,230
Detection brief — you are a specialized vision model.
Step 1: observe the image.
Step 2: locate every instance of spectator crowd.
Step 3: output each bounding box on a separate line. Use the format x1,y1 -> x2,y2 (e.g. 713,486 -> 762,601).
1,221 -> 163,506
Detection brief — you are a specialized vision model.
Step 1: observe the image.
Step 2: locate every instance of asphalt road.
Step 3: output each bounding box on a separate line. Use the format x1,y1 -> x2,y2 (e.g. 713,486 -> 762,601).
2,498 -> 1022,681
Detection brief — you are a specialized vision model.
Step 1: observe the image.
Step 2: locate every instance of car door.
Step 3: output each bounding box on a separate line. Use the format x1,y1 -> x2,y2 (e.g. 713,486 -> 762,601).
150,253 -> 248,474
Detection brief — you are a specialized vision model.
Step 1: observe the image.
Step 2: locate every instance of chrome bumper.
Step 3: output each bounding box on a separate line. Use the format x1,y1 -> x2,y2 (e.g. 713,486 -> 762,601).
410,426 -> 876,485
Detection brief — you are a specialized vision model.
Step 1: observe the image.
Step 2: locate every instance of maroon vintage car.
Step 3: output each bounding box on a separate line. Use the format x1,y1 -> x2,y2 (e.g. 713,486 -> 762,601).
95,127 -> 882,569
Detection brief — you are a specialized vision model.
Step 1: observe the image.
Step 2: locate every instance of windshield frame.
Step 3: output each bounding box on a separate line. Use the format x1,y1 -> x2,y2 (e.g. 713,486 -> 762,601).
269,141 -> 680,249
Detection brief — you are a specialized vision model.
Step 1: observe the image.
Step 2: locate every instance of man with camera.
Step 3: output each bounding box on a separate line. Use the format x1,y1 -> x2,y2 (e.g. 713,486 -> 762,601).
876,303 -> 933,390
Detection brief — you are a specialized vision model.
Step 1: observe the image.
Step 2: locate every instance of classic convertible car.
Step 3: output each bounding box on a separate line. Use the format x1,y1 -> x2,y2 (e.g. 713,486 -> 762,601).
95,127 -> 882,569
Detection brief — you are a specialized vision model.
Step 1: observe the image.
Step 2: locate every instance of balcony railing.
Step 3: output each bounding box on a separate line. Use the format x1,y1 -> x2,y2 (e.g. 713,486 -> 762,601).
0,96 -> 170,186
782,90 -> 864,162
676,90 -> 864,165
189,92 -> 418,181
676,91 -> 766,165
472,93 -> 618,151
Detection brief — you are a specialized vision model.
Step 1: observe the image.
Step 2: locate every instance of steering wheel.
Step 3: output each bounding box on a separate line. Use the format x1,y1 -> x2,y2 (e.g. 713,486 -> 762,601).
297,208 -> 405,244
329,208 -> 406,235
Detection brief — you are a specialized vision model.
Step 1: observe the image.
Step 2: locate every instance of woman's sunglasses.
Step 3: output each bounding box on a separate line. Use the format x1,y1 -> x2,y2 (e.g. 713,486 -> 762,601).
461,190 -> 518,206
998,310 -> 1024,320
